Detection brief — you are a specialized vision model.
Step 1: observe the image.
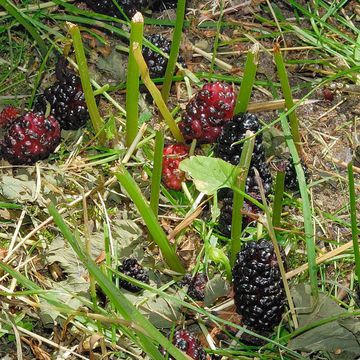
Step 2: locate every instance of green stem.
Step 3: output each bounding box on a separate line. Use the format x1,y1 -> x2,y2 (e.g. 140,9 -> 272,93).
132,42 -> 184,143
161,0 -> 186,103
348,162 -> 360,282
126,12 -> 144,147
69,23 -> 105,144
230,131 -> 255,266
234,43 -> 260,114
272,169 -> 285,229
115,164 -> 184,273
149,128 -> 165,216
273,43 -> 302,155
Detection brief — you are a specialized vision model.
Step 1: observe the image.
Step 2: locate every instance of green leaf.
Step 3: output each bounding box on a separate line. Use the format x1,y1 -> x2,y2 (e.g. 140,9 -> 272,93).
179,156 -> 238,195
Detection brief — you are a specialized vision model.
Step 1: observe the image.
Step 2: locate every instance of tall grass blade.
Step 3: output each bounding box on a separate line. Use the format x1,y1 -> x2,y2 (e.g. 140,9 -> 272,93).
115,164 -> 185,273
69,23 -> 106,144
234,43 -> 260,114
48,202 -> 188,360
0,0 -> 47,57
161,0 -> 186,102
280,114 -> 318,298
347,162 -> 360,283
273,43 -> 302,155
150,127 -> 165,216
230,131 -> 255,266
132,42 -> 184,143
126,12 -> 144,147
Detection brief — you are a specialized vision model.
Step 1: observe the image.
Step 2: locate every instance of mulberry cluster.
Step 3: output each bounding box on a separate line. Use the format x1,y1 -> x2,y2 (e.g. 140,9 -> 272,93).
143,34 -> 186,79
34,70 -> 89,131
118,258 -> 150,293
232,239 -> 286,332
215,113 -> 272,236
179,82 -> 236,144
0,112 -> 61,165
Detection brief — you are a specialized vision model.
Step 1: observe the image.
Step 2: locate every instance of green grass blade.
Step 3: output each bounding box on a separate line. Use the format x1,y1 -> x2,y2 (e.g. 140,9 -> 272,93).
230,131 -> 255,266
126,12 -> 144,147
69,23 -> 106,144
347,162 -> 360,282
149,128 -> 165,216
115,164 -> 185,273
48,202 -> 188,360
280,114 -> 318,298
132,42 -> 184,142
0,0 -> 48,57
272,169 -> 285,229
161,0 -> 186,102
234,43 -> 260,114
273,43 -> 302,155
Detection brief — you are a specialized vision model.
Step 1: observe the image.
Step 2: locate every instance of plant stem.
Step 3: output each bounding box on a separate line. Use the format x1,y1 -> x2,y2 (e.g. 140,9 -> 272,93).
149,127 -> 165,216
272,169 -> 285,229
234,43 -> 260,114
132,42 -> 184,143
348,162 -> 360,282
126,12 -> 144,147
161,0 -> 186,103
273,43 -> 302,155
230,131 -> 255,266
115,164 -> 184,273
69,23 -> 105,144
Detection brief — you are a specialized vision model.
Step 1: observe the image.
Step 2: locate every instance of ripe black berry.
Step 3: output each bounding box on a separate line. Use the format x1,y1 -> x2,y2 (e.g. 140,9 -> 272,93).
284,158 -> 309,191
118,258 -> 149,292
143,34 -> 186,79
83,0 -> 149,18
232,240 -> 286,332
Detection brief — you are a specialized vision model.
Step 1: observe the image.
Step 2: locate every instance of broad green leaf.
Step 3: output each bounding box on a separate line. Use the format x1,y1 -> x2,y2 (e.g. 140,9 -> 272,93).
179,156 -> 238,195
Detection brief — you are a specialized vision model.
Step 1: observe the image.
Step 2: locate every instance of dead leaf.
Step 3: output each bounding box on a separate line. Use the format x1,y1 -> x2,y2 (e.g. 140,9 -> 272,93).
289,284 -> 360,359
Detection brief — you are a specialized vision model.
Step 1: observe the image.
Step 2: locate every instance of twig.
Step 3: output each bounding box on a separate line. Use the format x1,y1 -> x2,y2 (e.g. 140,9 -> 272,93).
286,239 -> 356,279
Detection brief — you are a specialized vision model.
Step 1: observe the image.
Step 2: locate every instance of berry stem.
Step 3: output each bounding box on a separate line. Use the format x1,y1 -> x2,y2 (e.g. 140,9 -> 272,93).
149,127 -> 165,216
272,169 -> 285,230
115,164 -> 185,273
273,43 -> 302,156
230,130 -> 255,266
254,168 -> 299,329
126,12 -> 144,148
69,23 -> 106,144
234,43 -> 260,114
347,162 -> 360,284
161,0 -> 186,103
132,42 -> 185,143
